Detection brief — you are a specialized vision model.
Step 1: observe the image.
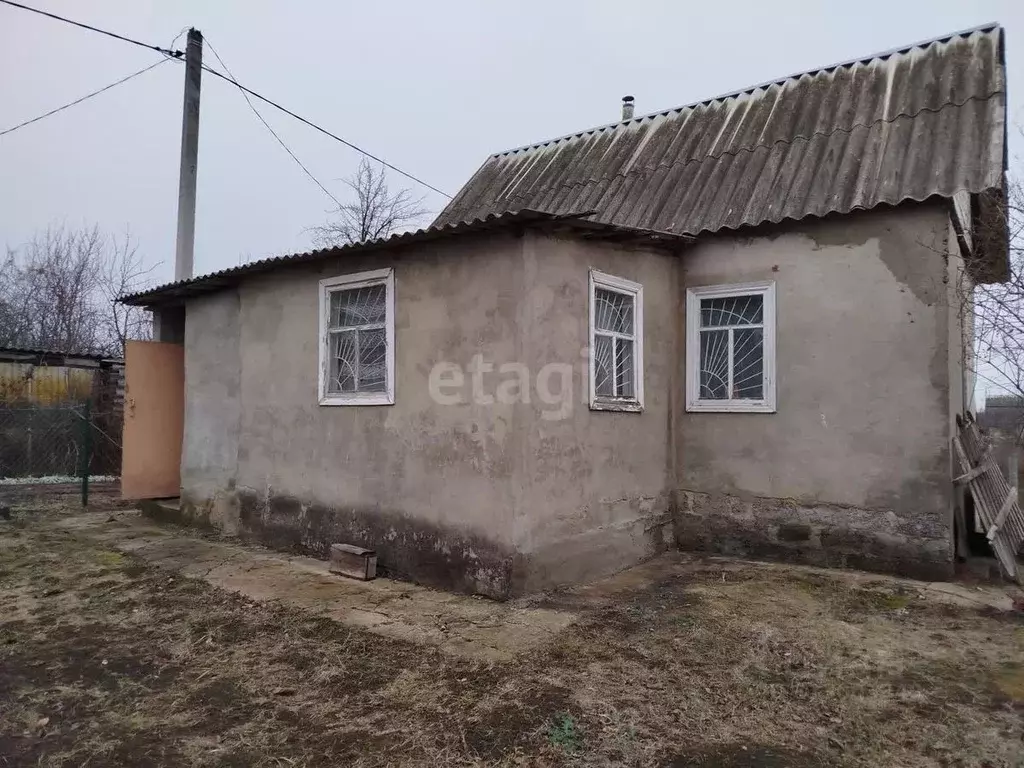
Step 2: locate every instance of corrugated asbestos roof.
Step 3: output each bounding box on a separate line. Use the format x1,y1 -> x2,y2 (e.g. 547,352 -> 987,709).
121,209 -> 690,306
435,24 -> 1007,240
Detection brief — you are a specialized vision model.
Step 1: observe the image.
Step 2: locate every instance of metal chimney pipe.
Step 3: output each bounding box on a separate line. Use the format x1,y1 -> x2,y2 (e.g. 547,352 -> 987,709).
621,95 -> 635,120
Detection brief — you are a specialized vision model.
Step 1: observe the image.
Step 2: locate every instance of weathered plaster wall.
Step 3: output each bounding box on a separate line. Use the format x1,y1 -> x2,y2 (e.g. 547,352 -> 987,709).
512,233 -> 678,590
676,203 -> 956,578
946,217 -> 973,421
176,203 -> 962,594
178,230 -> 680,596
153,306 -> 185,344
181,290 -> 241,531
193,234 -> 528,596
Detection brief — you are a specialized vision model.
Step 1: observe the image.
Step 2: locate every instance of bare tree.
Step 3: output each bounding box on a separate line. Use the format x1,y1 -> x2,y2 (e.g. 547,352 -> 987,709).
0,225 -> 104,353
98,229 -> 157,355
956,171 -> 1024,422
309,158 -> 429,247
0,224 -> 156,357
0,249 -> 29,347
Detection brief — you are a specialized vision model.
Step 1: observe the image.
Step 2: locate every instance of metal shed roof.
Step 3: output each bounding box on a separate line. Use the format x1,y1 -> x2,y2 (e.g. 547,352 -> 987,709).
0,346 -> 122,367
121,209 -> 690,307
435,24 -> 1007,243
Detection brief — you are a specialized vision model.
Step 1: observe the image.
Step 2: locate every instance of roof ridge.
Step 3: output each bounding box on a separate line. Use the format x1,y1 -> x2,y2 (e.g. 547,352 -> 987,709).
491,22 -> 1002,158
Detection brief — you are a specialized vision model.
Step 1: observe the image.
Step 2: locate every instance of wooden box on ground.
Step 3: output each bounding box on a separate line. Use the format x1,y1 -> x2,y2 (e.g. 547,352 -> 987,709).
329,543 -> 377,580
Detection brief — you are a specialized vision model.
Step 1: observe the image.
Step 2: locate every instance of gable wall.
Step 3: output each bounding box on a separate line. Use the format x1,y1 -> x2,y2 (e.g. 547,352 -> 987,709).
676,203 -> 957,577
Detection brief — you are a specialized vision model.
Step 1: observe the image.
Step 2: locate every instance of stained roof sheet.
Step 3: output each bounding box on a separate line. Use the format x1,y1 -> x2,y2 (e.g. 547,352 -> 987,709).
436,24 -> 1007,239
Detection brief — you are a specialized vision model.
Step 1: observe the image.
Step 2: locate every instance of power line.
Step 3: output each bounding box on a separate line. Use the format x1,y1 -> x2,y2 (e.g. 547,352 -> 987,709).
0,58 -> 172,138
203,37 -> 343,209
0,0 -> 451,198
0,0 -> 183,58
168,26 -> 191,51
199,64 -> 452,199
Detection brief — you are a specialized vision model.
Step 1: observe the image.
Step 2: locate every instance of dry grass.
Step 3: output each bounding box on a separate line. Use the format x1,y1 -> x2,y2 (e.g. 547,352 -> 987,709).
1,493 -> 1022,767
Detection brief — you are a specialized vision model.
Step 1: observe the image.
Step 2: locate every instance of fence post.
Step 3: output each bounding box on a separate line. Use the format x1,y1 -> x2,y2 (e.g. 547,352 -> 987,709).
25,409 -> 33,477
79,399 -> 92,507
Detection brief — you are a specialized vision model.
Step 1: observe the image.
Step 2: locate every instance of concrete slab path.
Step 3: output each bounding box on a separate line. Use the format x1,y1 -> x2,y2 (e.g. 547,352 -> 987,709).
52,509 -> 1020,665
55,509 -> 576,661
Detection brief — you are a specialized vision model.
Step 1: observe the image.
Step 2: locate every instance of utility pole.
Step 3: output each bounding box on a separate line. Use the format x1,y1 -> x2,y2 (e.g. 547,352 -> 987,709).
174,28 -> 202,281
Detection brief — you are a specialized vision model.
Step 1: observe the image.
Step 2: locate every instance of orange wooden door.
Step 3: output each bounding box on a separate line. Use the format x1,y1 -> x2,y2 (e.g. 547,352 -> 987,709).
121,340 -> 184,499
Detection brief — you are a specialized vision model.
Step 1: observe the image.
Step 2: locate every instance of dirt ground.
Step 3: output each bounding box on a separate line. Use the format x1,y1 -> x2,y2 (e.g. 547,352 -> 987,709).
50,506 -> 575,663
1,491 -> 1023,767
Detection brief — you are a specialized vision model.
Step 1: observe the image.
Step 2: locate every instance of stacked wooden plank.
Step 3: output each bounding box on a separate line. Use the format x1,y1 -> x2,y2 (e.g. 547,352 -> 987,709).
954,413 -> 1024,583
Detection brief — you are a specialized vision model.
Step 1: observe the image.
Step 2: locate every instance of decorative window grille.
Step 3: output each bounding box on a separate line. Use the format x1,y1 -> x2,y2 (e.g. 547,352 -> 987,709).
686,282 -> 775,412
318,269 -> 395,405
590,270 -> 644,411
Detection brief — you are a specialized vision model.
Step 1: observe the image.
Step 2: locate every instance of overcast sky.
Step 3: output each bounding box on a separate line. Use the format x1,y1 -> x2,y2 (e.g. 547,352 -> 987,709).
1,0 -> 1021,288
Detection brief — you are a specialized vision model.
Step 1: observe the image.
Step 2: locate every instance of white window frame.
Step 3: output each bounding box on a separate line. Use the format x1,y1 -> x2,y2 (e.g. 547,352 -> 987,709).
686,281 -> 776,413
318,267 -> 395,406
589,269 -> 644,412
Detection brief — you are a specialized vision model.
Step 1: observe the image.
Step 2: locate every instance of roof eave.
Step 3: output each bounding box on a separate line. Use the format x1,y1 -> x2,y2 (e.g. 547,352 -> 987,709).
122,209 -> 692,308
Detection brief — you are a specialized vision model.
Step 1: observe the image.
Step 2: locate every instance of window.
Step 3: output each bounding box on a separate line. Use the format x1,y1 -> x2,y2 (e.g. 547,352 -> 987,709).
686,281 -> 775,413
589,269 -> 644,411
318,268 -> 395,406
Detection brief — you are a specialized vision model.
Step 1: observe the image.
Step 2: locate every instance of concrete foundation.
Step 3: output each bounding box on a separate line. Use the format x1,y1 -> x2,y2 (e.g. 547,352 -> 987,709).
173,486 -> 673,599
675,490 -> 953,581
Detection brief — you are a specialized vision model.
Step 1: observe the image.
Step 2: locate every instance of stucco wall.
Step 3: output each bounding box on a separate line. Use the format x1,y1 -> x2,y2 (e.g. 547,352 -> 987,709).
676,203 -> 956,577
181,290 -> 241,528
946,219 -> 973,419
230,234 -> 526,596
513,233 -> 678,590
176,204 -> 964,593
177,230 -> 679,596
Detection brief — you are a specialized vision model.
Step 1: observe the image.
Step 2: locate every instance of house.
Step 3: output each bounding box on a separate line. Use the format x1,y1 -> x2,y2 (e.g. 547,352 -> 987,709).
122,24 -> 1008,598
979,395 -> 1024,434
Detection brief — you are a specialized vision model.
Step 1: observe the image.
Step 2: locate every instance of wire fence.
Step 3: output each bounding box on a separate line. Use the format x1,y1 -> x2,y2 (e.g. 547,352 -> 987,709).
0,401 -> 121,484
